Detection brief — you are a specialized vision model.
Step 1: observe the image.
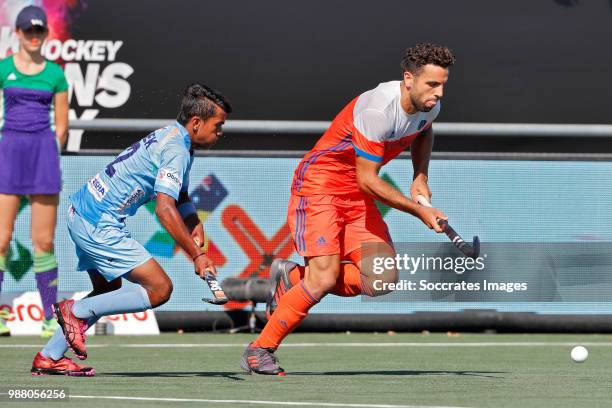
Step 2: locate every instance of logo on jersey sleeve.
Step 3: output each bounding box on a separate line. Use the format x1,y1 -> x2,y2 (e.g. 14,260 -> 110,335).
417,119 -> 428,130
87,174 -> 109,202
156,168 -> 183,190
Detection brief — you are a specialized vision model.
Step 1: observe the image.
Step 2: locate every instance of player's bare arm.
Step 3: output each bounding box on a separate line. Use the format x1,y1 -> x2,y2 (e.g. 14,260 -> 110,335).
156,192 -> 215,276
355,155 -> 446,232
54,91 -> 69,148
410,126 -> 433,201
177,191 -> 204,246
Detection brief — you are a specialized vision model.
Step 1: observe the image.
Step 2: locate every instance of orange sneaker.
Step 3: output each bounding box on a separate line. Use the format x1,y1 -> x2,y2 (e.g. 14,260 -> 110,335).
53,299 -> 88,360
31,352 -> 95,376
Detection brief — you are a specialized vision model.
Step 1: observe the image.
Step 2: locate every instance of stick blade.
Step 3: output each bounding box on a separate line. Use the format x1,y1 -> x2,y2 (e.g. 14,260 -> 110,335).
470,236 -> 481,259
202,272 -> 229,305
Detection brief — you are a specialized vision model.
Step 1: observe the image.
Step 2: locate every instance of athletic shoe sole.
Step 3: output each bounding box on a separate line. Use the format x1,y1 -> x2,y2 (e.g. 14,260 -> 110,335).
31,367 -> 95,377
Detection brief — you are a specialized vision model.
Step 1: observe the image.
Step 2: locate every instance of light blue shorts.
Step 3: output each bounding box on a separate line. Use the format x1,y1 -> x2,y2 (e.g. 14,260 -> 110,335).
67,205 -> 152,282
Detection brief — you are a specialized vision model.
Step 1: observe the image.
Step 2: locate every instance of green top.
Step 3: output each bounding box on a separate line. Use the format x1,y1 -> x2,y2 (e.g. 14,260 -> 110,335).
0,56 -> 68,134
0,55 -> 68,93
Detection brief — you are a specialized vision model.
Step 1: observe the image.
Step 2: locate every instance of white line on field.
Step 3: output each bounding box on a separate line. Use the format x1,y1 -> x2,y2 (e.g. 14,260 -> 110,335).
115,342 -> 612,348
2,342 -> 612,348
70,395 -> 468,408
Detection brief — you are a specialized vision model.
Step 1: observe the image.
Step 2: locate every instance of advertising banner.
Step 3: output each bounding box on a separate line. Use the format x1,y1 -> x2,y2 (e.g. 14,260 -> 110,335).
0,291 -> 159,336
1,155 -> 610,315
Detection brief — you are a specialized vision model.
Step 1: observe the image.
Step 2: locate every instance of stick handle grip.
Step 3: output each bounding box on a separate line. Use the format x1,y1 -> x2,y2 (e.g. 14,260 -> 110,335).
417,194 -> 454,236
417,195 -> 479,258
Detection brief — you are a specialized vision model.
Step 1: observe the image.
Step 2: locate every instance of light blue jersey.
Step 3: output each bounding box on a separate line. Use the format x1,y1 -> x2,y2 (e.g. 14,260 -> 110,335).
67,122 -> 194,280
71,122 -> 194,226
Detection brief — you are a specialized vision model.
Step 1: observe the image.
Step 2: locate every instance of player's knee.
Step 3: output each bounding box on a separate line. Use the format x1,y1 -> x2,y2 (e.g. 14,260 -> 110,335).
369,267 -> 399,297
389,267 -> 399,284
152,279 -> 173,307
304,272 -> 338,296
164,279 -> 174,300
319,275 -> 339,292
305,257 -> 341,296
32,236 -> 54,253
305,265 -> 340,297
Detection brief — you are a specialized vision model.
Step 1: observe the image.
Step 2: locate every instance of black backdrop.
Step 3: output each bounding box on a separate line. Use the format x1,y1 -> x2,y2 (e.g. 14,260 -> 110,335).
65,0 -> 612,151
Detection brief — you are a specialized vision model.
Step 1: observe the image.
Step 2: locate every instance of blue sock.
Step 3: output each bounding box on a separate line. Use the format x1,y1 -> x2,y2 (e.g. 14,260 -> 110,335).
71,284 -> 152,320
41,317 -> 98,361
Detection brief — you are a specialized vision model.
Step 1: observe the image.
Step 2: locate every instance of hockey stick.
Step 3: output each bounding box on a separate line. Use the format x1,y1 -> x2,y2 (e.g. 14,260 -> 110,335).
416,195 -> 480,259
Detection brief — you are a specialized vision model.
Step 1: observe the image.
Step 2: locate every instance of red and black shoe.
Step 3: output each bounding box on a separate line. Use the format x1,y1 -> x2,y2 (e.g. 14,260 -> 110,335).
266,259 -> 298,319
53,299 -> 88,360
31,352 -> 95,377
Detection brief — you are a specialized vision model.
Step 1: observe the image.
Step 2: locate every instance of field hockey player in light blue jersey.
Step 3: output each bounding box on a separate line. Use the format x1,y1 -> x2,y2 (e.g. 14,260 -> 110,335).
30,83 -> 232,376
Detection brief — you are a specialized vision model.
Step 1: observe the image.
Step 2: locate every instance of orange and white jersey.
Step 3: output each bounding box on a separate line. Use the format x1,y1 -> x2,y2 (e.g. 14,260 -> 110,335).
291,80 -> 440,196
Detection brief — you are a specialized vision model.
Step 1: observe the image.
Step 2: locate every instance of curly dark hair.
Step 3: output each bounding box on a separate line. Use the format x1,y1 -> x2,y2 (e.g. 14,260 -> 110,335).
177,83 -> 233,125
401,43 -> 455,74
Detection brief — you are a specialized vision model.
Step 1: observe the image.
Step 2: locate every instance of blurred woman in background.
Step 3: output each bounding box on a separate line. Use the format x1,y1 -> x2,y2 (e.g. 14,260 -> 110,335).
0,5 -> 69,338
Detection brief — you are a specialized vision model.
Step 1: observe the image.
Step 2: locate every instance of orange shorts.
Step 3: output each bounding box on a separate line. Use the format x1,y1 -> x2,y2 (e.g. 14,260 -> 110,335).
287,193 -> 393,258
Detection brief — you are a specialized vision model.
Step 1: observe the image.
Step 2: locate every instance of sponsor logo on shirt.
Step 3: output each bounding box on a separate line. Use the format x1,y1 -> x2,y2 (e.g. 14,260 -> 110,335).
417,119 -> 428,130
156,168 -> 182,190
87,174 -> 109,202
119,188 -> 145,213
7,72 -> 17,81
